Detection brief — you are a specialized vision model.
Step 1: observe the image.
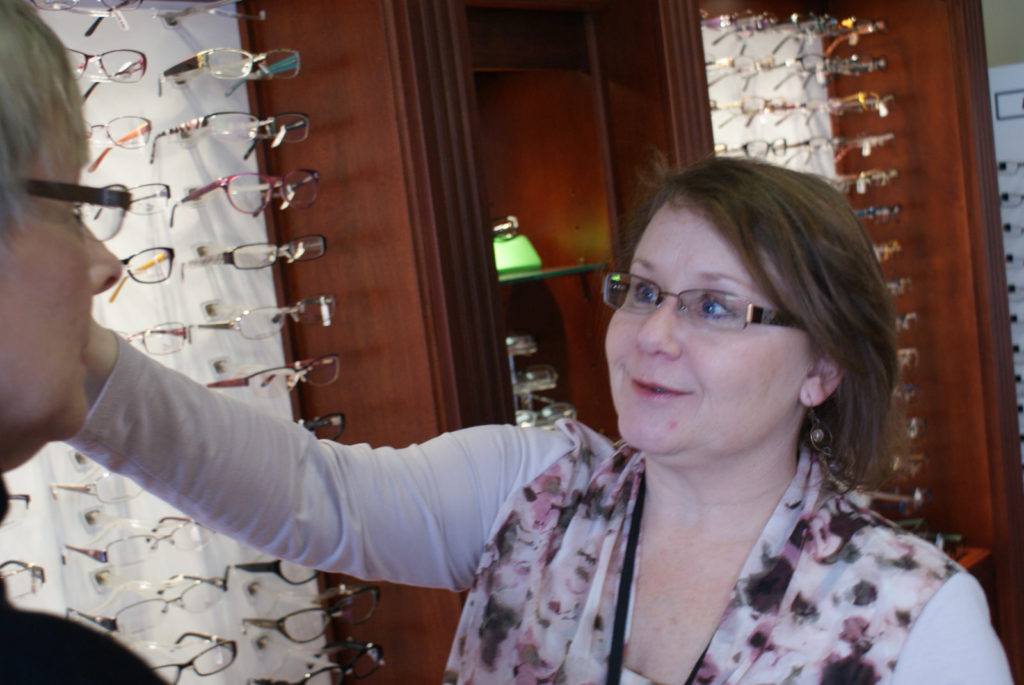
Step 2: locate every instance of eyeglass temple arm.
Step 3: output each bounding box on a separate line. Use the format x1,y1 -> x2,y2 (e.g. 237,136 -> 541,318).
88,122 -> 150,174
159,0 -> 264,26
181,252 -> 231,281
207,377 -> 252,389
195,321 -> 239,332
242,617 -> 280,630
66,608 -> 117,632
163,54 -> 204,80
50,482 -> 97,499
65,543 -> 108,564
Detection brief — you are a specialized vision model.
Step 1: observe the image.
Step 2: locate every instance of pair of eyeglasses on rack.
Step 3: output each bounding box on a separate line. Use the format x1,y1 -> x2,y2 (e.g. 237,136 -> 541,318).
0,560 -> 45,599
122,295 -> 336,355
710,91 -> 894,127
772,53 -> 887,88
169,168 -> 318,227
867,486 -> 932,515
67,590 -> 228,645
150,111 -> 309,163
714,132 -> 895,164
108,247 -> 175,303
298,412 -> 346,440
855,203 -> 902,223
85,116 -> 151,173
1,494 -> 30,529
887,277 -> 913,297
822,18 -> 888,56
152,632 -> 237,684
50,470 -> 142,504
249,639 -> 384,684
66,47 -> 146,102
707,52 -> 887,89
31,0 -> 142,36
157,0 -> 265,28
874,239 -> 901,263
181,234 -> 326,279
242,591 -> 381,644
86,568 -> 228,631
199,294 -> 335,339
831,169 -> 899,195
243,580 -> 379,622
64,517 -> 213,566
207,354 -> 340,398
1001,192 -> 1024,208
703,10 -> 887,55
159,47 -> 300,97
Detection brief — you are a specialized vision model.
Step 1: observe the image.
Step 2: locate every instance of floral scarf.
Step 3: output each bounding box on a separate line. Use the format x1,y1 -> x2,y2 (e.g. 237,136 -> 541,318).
444,422 -> 959,684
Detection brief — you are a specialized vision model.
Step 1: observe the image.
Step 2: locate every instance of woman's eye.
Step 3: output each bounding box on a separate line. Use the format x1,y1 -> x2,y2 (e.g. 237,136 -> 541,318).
633,281 -> 659,304
697,294 -> 736,319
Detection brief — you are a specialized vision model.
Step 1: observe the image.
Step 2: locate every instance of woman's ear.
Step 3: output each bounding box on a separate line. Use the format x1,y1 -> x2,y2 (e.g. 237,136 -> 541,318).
800,355 -> 843,408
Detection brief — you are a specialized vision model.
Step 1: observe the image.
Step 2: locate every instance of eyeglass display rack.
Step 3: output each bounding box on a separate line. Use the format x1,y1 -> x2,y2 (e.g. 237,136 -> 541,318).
240,0 -> 1024,681
0,6 -> 367,683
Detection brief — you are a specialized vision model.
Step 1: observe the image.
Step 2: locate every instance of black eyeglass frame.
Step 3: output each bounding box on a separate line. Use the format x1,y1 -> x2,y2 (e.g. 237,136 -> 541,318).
24,180 -> 131,210
23,180 -> 131,241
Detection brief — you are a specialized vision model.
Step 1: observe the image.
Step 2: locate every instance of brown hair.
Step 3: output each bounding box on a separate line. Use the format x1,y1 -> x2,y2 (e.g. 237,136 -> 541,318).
618,156 -> 903,491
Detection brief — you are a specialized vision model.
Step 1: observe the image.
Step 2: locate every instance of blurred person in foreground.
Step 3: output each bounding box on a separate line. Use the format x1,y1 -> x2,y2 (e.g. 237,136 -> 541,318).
0,1 -> 164,681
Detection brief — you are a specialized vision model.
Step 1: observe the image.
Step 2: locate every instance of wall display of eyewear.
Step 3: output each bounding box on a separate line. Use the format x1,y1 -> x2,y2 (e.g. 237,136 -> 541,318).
702,9 -> 1013,609
704,9 -> 931,511
993,65 -> 1024,476
0,9 -> 362,685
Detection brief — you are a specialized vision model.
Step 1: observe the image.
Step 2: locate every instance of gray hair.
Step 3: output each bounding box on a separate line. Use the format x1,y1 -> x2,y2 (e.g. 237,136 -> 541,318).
0,0 -> 88,241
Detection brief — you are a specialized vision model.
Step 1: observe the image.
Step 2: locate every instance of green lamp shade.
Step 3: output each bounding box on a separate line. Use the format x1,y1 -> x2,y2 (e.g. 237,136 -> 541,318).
494,234 -> 542,275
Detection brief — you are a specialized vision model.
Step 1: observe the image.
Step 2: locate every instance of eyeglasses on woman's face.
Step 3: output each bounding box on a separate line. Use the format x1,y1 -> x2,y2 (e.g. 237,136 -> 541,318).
23,180 -> 130,241
602,272 -> 794,331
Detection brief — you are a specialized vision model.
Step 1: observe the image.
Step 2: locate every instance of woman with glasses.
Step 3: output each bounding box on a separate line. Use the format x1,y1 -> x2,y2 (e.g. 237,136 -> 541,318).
0,1 -> 163,682
77,155 -> 1013,682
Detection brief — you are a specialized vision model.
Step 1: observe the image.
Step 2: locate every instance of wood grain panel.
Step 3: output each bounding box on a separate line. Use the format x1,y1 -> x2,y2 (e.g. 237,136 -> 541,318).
240,2 -> 465,682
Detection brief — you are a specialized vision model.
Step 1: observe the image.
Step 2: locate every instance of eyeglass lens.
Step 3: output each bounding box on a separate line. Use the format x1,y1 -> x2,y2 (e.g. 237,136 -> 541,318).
302,413 -> 346,440
127,323 -> 189,355
235,559 -> 318,585
152,640 -> 236,681
276,607 -> 332,642
67,48 -> 146,82
127,184 -> 170,215
231,235 -> 325,269
330,587 -> 378,624
124,247 -> 174,283
236,297 -> 334,339
0,562 -> 44,599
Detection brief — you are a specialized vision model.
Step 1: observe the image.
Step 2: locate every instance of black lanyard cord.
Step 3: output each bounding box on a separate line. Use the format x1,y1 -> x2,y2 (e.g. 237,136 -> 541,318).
605,472 -> 706,685
606,473 -> 645,685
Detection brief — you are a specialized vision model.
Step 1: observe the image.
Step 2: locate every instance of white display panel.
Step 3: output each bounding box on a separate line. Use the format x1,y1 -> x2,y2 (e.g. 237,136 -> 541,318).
989,60 -> 1024,480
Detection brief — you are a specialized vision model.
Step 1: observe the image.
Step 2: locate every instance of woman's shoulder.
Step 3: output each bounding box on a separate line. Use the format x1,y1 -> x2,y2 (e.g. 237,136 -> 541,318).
813,490 -> 962,583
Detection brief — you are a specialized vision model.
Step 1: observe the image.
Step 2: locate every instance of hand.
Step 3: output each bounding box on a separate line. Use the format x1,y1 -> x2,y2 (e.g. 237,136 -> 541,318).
83,319 -> 119,407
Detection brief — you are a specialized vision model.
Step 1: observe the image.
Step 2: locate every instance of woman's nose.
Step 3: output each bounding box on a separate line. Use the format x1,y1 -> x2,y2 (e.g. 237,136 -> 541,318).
635,300 -> 684,357
86,239 -> 123,294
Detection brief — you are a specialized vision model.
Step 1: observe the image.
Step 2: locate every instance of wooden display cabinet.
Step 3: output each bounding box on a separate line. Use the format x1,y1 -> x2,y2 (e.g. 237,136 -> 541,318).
241,1 -> 1024,681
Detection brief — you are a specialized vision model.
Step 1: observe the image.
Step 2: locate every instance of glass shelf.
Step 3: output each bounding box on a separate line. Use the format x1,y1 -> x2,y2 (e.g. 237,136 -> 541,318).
498,261 -> 606,285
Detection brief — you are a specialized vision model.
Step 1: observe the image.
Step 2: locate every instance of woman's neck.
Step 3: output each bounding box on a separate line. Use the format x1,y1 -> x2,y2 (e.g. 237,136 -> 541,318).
639,447 -> 799,544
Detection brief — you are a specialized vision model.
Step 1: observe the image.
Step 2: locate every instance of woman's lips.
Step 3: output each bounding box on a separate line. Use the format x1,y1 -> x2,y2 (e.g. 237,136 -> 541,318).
632,378 -> 684,397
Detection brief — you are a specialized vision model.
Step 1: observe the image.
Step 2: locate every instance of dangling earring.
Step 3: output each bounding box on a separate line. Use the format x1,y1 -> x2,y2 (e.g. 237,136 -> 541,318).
808,408 -> 832,457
